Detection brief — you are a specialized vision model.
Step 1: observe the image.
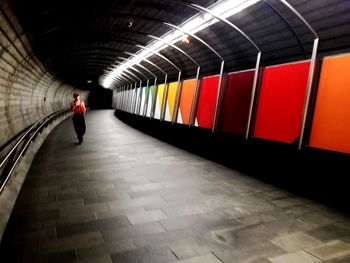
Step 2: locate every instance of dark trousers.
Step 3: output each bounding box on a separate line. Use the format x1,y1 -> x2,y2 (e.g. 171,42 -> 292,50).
72,114 -> 86,142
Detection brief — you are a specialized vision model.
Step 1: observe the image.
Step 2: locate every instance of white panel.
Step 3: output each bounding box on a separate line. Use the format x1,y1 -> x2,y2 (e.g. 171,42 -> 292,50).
164,104 -> 171,122
177,108 -> 183,124
134,88 -> 140,114
154,98 -> 161,120
140,88 -> 146,116
146,90 -> 152,117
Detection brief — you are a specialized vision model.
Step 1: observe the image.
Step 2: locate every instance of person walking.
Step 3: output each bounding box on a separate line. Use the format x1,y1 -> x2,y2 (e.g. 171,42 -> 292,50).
71,92 -> 86,144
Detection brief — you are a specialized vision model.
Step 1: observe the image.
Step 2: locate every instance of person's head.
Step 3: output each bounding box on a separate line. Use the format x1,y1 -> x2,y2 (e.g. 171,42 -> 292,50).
73,92 -> 79,100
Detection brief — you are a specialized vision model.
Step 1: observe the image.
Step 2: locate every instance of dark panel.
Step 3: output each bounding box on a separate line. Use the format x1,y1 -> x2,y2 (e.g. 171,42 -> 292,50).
219,70 -> 255,135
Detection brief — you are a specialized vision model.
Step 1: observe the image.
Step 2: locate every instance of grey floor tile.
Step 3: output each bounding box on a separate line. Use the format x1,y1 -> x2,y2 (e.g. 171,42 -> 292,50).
269,250 -> 321,263
38,231 -> 104,254
308,225 -> 350,242
77,239 -> 136,260
95,206 -> 146,220
101,222 -> 165,241
132,227 -> 202,248
235,211 -> 277,225
270,231 -> 322,252
2,110 -> 350,262
306,240 -> 350,261
326,257 -> 350,263
35,250 -> 78,263
56,216 -> 131,238
130,182 -> 164,192
111,245 -> 177,263
213,241 -> 285,263
77,255 -> 113,263
167,238 -> 212,259
126,209 -> 168,225
174,253 -> 222,263
9,227 -> 57,245
108,195 -> 167,210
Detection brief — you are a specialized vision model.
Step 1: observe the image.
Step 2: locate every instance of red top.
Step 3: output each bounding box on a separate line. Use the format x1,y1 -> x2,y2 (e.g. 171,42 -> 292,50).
71,100 -> 86,114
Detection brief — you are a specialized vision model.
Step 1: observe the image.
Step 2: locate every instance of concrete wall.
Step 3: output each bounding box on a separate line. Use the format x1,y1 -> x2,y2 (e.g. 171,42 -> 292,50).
0,1 -> 90,241
0,0 -> 81,147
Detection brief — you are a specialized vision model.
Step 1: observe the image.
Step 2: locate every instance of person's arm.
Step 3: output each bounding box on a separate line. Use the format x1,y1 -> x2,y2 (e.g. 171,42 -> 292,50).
81,101 -> 86,113
71,101 -> 75,111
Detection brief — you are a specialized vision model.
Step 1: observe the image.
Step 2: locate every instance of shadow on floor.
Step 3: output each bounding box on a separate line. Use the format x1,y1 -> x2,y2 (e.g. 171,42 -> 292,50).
116,110 -> 350,214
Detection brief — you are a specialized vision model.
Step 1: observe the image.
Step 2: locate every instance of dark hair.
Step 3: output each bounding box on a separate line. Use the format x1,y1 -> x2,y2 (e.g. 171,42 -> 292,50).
73,92 -> 79,98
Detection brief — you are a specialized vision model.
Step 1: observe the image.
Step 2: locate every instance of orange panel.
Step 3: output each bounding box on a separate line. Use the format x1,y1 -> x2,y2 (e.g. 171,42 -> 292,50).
179,79 -> 197,125
310,54 -> 350,154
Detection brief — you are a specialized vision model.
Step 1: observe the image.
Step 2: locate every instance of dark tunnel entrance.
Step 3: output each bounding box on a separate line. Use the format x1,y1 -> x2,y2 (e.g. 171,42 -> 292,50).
87,86 -> 113,109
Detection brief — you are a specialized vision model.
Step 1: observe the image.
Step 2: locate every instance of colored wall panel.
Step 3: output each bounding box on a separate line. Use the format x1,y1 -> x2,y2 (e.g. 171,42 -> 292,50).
136,87 -> 143,115
127,89 -> 132,113
122,91 -> 126,111
219,70 -> 255,135
165,82 -> 179,122
155,84 -> 166,119
178,79 -> 197,125
137,87 -> 143,115
129,89 -> 133,113
128,89 -> 133,113
124,90 -> 127,111
151,85 -> 157,117
253,61 -> 310,143
310,54 -> 350,154
140,87 -> 147,116
146,86 -> 155,117
134,88 -> 140,114
127,90 -> 131,113
133,88 -> 138,113
131,89 -> 135,113
196,75 -> 221,129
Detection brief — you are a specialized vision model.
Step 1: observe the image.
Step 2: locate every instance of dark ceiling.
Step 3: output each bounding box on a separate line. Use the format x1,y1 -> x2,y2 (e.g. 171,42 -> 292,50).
10,0 -> 350,89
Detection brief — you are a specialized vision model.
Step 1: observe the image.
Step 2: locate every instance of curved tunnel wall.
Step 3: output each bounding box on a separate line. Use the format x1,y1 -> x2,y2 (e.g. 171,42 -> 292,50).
113,52 -> 350,156
0,2 -> 86,147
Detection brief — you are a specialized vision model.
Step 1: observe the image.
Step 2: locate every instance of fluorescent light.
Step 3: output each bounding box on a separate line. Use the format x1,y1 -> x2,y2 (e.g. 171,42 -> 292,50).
100,0 -> 259,88
182,35 -> 190,44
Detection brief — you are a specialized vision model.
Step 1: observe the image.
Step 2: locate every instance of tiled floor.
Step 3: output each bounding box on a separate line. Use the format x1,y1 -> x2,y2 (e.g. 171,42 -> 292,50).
1,110 -> 350,262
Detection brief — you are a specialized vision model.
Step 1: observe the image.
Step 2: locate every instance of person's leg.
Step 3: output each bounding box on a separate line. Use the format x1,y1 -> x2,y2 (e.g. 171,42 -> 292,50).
77,115 -> 86,144
72,115 -> 80,143
79,115 -> 86,144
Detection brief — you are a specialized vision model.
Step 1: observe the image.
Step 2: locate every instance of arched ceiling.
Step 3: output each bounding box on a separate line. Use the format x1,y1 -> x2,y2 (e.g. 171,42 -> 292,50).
10,0 -> 350,89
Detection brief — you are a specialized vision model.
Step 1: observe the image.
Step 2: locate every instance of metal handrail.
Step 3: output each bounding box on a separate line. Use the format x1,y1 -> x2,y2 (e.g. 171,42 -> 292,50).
0,109 -> 70,194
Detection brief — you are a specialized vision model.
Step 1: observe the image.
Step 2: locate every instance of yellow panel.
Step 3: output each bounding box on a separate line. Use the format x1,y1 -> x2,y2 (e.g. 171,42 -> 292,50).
167,82 -> 179,120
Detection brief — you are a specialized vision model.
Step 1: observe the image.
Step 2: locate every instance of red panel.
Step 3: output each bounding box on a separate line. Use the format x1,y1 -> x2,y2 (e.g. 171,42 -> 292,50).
196,75 -> 221,129
253,61 -> 310,143
219,70 -> 255,135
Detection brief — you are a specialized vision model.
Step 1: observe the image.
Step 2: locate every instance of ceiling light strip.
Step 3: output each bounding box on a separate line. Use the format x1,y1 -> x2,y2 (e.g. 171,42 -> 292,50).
101,0 -> 260,88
